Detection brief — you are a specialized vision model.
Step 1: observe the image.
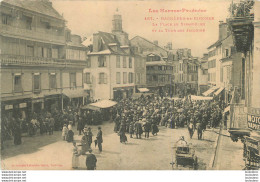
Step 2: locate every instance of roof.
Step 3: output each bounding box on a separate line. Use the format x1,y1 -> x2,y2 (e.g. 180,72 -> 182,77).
97,31 -> 129,55
207,34 -> 232,49
130,35 -> 168,53
3,0 -> 64,20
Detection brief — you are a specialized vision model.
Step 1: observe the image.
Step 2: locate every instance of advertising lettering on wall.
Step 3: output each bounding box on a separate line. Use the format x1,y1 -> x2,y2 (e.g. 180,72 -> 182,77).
247,114 -> 260,130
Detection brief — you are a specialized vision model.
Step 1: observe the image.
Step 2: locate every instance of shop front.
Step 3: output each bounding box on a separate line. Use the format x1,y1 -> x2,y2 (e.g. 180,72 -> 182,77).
1,94 -> 32,119
113,86 -> 134,101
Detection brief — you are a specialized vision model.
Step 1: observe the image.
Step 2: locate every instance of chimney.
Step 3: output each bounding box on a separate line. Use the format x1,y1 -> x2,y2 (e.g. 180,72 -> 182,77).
167,42 -> 172,50
153,40 -> 158,46
93,33 -> 100,52
219,21 -> 228,40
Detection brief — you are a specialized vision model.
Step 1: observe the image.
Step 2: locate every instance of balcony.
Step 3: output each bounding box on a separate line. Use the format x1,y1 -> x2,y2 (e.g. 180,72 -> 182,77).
0,54 -> 87,68
0,24 -> 65,45
227,0 -> 254,53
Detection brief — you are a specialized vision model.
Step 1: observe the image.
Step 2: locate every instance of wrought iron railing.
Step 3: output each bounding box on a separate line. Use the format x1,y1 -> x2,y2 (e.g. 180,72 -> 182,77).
0,24 -> 65,44
0,54 -> 87,67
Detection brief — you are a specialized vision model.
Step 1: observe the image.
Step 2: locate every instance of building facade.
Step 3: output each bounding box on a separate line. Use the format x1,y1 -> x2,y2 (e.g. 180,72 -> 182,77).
206,21 -> 243,100
198,54 -> 209,95
130,36 -> 173,96
227,0 -> 259,169
84,11 -> 135,101
0,0 -> 87,119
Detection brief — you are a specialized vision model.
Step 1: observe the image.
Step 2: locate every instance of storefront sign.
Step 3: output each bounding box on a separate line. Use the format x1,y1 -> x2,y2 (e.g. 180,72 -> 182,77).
19,103 -> 27,108
5,105 -> 13,110
247,114 -> 260,130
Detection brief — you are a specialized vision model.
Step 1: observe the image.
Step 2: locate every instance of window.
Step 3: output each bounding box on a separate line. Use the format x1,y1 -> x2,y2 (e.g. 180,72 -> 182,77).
123,57 -> 127,68
220,67 -> 223,82
85,73 -> 91,84
116,72 -> 121,84
136,73 -> 141,84
27,45 -> 34,56
14,74 -> 22,92
129,57 -> 132,68
2,14 -> 11,25
70,73 -> 76,88
86,58 -> 91,68
33,74 -> 41,91
225,49 -> 229,57
123,72 -> 127,84
24,16 -> 32,30
52,48 -> 58,59
128,72 -> 134,83
116,56 -> 120,68
98,56 -> 107,67
180,63 -> 183,71
49,73 -> 56,89
99,73 -> 107,84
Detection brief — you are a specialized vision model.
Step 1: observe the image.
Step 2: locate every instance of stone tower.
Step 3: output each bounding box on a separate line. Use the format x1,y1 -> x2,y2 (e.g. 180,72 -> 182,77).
112,8 -> 123,33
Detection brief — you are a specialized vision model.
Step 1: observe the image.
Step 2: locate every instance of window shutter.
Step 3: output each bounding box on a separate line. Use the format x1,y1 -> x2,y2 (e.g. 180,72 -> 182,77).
104,73 -> 107,84
104,56 -> 107,67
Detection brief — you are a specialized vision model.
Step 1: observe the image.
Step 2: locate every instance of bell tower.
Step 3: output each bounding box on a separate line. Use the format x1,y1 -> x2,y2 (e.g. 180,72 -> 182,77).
112,8 -> 123,33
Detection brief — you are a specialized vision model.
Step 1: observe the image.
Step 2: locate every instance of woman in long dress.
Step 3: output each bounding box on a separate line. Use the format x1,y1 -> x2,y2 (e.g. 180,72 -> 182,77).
72,141 -> 80,169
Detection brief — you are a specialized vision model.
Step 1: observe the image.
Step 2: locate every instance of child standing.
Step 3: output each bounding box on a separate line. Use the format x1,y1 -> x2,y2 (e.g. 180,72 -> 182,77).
62,124 -> 68,140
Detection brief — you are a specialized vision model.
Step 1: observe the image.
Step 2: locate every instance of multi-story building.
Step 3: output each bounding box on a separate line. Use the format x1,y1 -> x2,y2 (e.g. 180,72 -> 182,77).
0,0 -> 87,118
197,54 -> 209,95
227,0 -> 260,169
205,21 -> 243,99
84,11 -> 134,101
171,48 -> 198,96
130,36 -> 174,95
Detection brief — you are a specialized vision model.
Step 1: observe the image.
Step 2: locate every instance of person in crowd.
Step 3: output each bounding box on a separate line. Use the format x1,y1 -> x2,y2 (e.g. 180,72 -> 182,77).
96,126 -> 103,152
77,117 -> 84,135
81,131 -> 89,155
129,122 -> 135,138
62,124 -> 68,141
13,120 -> 22,145
86,127 -> 93,148
85,149 -> 97,170
143,121 -> 151,138
49,116 -> 55,135
118,123 -> 127,143
72,141 -> 80,169
66,125 -> 74,143
196,122 -> 203,140
135,120 -> 143,139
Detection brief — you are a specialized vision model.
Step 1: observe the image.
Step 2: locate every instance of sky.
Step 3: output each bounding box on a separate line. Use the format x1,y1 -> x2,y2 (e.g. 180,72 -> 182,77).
52,0 -> 232,57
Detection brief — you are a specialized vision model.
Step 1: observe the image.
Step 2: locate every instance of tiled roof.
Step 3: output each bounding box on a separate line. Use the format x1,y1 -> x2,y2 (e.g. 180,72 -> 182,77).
3,0 -> 64,20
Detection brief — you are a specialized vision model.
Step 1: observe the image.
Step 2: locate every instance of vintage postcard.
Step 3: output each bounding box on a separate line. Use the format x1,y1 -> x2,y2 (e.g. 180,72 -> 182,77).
0,0 -> 259,171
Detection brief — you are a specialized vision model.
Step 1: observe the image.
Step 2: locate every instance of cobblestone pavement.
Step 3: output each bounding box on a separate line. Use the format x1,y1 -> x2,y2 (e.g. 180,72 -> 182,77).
2,122 -> 222,170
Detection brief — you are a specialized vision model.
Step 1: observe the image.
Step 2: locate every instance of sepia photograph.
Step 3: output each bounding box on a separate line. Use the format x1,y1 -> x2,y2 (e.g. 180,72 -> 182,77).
0,0 -> 259,173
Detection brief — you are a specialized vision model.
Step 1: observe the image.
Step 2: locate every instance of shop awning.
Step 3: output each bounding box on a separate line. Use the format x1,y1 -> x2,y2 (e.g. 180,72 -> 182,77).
1,94 -> 32,102
89,100 -> 117,109
81,105 -> 100,111
214,87 -> 224,96
138,88 -> 149,93
202,86 -> 219,96
63,89 -> 88,99
190,95 -> 213,101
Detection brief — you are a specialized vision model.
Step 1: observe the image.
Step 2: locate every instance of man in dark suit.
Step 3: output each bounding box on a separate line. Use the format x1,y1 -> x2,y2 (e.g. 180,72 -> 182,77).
96,126 -> 103,152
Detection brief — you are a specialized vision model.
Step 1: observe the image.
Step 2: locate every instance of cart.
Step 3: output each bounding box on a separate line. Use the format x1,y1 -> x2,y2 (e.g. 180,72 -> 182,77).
171,138 -> 198,170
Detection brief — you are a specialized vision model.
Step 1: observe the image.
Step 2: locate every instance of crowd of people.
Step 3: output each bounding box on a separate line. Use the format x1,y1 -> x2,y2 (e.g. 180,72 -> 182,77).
1,104 -> 108,148
112,94 -> 224,141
